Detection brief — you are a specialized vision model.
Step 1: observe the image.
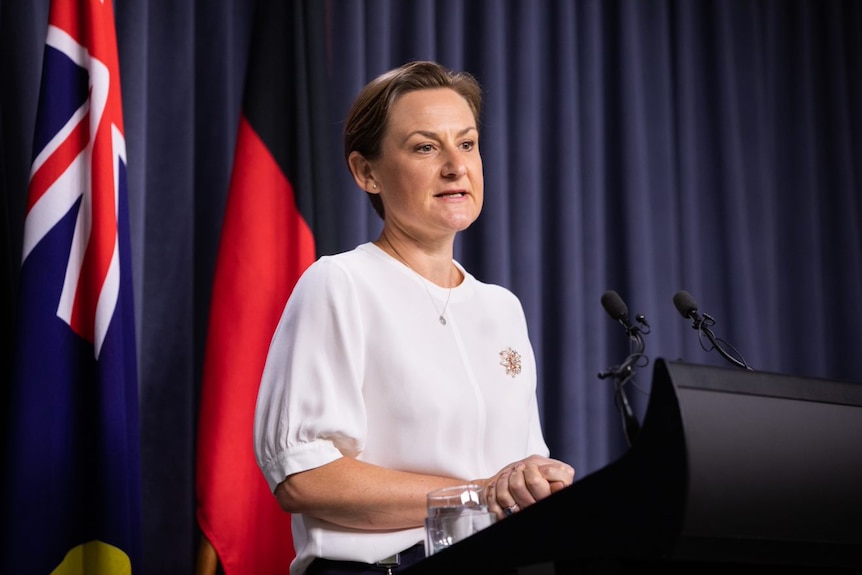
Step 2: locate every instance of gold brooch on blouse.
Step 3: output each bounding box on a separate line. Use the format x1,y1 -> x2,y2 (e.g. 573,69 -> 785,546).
499,347 -> 522,378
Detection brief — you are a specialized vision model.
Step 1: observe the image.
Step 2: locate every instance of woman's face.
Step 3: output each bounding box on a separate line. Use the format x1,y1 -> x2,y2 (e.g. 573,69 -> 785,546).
373,88 -> 483,239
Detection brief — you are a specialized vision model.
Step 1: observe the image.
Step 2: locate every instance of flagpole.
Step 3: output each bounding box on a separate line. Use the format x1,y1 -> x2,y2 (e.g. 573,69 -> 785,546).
196,535 -> 218,575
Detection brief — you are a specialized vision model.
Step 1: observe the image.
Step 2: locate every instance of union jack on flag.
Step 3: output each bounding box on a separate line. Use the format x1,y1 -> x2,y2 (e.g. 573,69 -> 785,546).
2,0 -> 143,572
24,0 -> 126,352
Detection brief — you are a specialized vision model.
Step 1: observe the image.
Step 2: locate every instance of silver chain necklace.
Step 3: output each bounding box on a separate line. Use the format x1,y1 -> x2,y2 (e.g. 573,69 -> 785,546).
382,235 -> 455,326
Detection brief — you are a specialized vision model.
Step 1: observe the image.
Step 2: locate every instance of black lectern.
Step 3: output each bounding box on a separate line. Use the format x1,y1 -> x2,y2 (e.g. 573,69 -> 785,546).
404,359 -> 862,574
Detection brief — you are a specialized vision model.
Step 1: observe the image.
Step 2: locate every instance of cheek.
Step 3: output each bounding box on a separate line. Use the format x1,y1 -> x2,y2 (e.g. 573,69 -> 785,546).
381,167 -> 419,200
473,180 -> 485,210
471,165 -> 484,208
471,157 -> 484,186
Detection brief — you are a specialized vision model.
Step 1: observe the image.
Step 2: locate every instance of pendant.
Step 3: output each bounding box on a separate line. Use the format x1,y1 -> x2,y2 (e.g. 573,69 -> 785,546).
439,316 -> 447,326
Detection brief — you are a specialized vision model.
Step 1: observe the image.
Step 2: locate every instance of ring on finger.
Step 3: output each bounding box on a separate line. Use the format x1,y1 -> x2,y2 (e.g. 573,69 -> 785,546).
503,503 -> 519,517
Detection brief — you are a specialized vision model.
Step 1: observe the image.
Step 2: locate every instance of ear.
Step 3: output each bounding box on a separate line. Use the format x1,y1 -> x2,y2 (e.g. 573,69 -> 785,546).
348,151 -> 379,193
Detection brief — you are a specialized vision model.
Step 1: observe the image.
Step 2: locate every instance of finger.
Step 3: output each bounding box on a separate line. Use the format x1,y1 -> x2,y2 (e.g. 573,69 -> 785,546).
549,480 -> 568,494
500,501 -> 521,518
489,477 -> 515,520
539,462 -> 575,486
485,482 -> 502,516
496,477 -> 521,519
493,468 -> 520,518
517,463 -> 551,503
504,464 -> 541,509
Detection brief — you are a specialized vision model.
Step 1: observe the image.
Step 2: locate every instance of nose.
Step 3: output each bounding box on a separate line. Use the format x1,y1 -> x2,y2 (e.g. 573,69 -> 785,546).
442,148 -> 467,179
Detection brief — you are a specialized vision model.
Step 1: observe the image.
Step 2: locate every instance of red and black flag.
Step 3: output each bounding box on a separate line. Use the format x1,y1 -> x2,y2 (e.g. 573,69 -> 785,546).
195,1 -> 333,573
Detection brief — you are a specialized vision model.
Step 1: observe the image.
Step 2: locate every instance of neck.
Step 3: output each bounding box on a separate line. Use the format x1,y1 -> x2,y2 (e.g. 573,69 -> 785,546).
378,231 -> 460,288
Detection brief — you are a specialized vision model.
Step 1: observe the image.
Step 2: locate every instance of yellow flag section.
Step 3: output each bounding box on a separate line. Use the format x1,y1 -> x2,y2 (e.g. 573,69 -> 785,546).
51,541 -> 132,575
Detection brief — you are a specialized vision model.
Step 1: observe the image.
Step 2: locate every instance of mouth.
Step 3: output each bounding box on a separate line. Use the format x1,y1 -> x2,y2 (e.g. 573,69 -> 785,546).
435,191 -> 467,198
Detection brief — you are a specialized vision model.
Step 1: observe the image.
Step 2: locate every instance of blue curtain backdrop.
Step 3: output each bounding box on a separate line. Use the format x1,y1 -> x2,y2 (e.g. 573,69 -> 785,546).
2,0 -> 860,572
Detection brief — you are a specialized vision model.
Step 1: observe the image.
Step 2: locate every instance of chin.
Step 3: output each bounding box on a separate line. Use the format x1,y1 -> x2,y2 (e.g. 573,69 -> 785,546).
449,206 -> 482,229
449,214 -> 480,232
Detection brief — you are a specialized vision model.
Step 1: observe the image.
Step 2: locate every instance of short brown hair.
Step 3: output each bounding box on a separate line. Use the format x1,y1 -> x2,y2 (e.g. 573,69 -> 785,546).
343,61 -> 483,219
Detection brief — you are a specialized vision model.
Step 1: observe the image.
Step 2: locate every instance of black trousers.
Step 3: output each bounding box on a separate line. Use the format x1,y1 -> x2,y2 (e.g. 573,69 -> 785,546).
306,543 -> 426,575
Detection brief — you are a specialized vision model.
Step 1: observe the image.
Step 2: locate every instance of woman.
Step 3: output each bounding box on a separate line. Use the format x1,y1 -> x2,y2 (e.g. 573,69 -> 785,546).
254,60 -> 575,575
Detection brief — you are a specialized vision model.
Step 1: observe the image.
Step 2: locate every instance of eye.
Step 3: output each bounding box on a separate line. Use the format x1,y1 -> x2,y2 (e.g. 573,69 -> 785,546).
416,143 -> 435,153
460,140 -> 475,151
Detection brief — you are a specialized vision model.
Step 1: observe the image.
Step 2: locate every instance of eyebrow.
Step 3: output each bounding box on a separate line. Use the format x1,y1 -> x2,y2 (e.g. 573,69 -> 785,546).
402,126 -> 478,144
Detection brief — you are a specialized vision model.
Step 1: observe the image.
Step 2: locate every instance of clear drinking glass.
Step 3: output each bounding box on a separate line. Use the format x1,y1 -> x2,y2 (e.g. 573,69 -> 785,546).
424,484 -> 496,556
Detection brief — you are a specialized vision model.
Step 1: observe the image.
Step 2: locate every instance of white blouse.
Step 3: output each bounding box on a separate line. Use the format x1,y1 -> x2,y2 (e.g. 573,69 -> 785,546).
254,242 -> 549,575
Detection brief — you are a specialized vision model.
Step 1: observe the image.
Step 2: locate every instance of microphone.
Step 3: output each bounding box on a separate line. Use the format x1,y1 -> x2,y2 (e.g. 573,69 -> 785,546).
672,290 -> 699,323
599,290 -> 648,447
601,290 -> 629,323
672,290 -> 752,370
601,290 -> 651,338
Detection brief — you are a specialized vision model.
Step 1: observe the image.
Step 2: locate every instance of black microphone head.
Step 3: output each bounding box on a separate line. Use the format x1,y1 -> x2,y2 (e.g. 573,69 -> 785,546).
673,290 -> 698,319
601,290 -> 628,321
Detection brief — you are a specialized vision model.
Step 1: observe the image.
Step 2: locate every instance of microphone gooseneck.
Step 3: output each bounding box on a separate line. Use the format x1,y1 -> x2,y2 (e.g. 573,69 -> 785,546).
672,290 -> 753,370
598,290 -> 649,447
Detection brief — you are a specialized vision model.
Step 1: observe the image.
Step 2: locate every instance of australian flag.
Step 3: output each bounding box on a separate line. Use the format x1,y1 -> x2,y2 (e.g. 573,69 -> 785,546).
2,0 -> 142,572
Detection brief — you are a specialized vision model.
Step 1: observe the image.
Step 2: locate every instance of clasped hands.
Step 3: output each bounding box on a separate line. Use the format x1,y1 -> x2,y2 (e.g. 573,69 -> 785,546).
476,455 -> 575,520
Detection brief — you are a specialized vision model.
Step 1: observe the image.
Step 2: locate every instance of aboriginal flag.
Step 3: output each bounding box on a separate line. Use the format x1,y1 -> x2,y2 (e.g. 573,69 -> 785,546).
2,0 -> 142,572
195,1 -> 333,573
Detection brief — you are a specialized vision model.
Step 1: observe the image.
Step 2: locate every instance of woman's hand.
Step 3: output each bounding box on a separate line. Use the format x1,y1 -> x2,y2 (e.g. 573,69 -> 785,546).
480,455 -> 575,520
